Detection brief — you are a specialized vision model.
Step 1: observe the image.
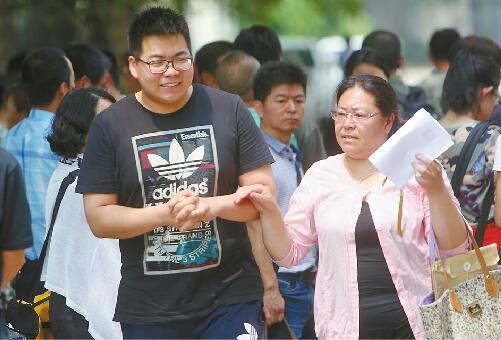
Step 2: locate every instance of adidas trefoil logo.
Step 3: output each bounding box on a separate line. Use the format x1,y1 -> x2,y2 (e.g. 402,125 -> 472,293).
148,138 -> 204,181
236,323 -> 258,340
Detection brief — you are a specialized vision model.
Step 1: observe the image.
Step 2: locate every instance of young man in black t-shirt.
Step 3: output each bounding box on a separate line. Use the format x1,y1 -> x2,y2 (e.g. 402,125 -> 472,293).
76,7 -> 275,339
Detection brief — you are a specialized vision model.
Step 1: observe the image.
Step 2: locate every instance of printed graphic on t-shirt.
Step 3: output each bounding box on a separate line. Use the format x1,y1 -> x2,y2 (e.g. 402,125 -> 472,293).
132,126 -> 221,275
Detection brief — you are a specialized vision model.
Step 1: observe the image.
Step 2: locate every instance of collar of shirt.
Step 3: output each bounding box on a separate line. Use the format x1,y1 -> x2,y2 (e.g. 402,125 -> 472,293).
29,109 -> 54,122
261,130 -> 291,155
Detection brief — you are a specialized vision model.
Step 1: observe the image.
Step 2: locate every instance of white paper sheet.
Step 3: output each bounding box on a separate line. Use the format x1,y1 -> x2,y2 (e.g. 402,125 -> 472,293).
369,108 -> 453,188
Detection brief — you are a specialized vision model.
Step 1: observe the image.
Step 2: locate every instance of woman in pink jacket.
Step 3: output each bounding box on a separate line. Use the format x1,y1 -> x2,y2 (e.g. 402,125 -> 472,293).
236,75 -> 470,339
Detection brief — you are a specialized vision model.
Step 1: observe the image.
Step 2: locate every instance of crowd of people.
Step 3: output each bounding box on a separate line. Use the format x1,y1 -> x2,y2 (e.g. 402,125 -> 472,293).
1,5 -> 501,340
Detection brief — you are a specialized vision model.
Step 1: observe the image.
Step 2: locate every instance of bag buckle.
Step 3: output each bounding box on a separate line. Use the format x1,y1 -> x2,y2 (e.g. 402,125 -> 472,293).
466,301 -> 482,318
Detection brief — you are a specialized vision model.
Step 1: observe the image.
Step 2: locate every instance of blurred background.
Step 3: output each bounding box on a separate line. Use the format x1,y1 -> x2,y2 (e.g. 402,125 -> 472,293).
1,0 -> 500,120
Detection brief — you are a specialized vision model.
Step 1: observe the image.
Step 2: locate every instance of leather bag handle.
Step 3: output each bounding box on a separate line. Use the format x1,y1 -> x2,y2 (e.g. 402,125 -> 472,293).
437,226 -> 499,312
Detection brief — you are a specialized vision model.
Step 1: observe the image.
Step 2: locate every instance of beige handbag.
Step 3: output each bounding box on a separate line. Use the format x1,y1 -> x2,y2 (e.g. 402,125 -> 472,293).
431,242 -> 499,299
419,227 -> 501,340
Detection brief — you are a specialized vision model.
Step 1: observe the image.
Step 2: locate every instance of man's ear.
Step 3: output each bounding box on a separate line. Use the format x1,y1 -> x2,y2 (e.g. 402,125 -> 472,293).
75,75 -> 91,88
481,86 -> 495,97
129,56 -> 139,79
200,71 -> 219,89
253,100 -> 265,119
396,55 -> 404,69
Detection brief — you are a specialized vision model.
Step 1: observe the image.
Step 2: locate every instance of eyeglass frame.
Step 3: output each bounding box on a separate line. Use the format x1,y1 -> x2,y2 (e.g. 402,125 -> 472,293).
329,109 -> 380,122
135,57 -> 193,74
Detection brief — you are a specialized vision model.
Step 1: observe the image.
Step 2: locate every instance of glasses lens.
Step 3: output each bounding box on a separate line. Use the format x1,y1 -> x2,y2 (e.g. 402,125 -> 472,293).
173,58 -> 192,71
150,61 -> 168,74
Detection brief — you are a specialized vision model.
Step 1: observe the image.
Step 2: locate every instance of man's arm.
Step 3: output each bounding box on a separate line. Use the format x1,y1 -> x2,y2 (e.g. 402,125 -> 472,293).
83,191 -> 200,239
1,249 -> 25,289
177,164 -> 276,232
247,220 -> 284,325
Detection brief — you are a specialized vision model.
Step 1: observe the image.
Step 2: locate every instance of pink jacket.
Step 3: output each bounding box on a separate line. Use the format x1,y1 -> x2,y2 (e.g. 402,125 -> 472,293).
276,154 -> 469,339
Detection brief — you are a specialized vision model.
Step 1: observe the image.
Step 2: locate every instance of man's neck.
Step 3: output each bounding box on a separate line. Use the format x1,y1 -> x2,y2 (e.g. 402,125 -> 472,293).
32,105 -> 56,114
433,60 -> 449,71
261,126 -> 291,146
136,86 -> 193,114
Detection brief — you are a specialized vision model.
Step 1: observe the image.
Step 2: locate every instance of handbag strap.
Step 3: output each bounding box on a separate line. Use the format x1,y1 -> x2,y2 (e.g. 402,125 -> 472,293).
450,121 -> 491,198
26,169 -> 79,299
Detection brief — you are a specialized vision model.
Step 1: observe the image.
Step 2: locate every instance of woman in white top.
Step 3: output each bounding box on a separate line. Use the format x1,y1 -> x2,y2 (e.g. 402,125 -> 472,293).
44,88 -> 122,339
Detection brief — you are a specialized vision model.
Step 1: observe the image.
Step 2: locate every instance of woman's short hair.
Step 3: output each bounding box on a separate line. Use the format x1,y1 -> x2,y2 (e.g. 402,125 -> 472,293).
343,48 -> 389,79
336,75 -> 400,136
441,52 -> 500,113
47,87 -> 116,159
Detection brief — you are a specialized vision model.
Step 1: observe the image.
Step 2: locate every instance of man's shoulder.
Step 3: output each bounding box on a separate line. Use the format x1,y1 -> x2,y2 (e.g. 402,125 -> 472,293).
0,147 -> 20,175
194,84 -> 241,106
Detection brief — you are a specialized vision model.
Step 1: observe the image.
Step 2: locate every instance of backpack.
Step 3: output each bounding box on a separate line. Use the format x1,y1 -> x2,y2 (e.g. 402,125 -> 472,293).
396,86 -> 438,120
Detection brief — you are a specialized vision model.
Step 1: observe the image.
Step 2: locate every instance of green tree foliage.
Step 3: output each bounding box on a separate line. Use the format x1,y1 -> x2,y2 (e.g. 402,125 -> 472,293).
227,0 -> 370,36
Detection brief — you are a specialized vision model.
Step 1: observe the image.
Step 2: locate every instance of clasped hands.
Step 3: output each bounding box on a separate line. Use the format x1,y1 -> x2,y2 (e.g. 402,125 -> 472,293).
163,190 -> 212,232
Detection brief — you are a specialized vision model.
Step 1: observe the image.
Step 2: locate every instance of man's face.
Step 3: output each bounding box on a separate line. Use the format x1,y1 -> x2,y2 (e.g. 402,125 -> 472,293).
257,83 -> 305,142
130,34 -> 194,112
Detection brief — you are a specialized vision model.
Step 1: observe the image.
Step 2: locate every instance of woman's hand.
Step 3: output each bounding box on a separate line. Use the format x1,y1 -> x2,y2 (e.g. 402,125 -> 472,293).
411,153 -> 446,195
234,184 -> 278,213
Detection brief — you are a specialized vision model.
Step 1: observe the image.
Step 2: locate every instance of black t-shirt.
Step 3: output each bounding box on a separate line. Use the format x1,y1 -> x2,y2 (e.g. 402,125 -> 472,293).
0,147 -> 33,283
76,84 -> 274,324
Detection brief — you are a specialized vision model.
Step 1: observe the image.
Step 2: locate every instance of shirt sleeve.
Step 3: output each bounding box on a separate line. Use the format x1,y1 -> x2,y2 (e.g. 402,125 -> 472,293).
275,171 -> 318,267
75,118 -> 117,194
235,100 -> 274,175
423,168 -> 471,259
1,162 -> 33,250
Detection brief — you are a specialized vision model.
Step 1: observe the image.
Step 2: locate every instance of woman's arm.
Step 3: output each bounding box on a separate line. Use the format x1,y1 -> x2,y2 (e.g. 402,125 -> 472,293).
412,154 -> 468,250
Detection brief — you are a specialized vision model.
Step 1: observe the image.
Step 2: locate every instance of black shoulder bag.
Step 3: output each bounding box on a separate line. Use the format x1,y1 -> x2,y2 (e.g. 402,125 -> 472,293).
6,169 -> 79,339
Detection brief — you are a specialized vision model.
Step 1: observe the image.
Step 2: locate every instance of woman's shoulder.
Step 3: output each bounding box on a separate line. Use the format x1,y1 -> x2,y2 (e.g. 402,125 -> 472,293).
304,154 -> 344,177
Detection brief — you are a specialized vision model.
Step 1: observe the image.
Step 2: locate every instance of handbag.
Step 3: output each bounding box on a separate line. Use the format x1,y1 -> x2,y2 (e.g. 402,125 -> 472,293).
419,224 -> 501,339
6,169 -> 79,339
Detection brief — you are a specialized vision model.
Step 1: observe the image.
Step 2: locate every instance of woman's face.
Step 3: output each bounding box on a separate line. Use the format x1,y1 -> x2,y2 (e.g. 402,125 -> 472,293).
96,98 -> 113,114
334,85 -> 394,160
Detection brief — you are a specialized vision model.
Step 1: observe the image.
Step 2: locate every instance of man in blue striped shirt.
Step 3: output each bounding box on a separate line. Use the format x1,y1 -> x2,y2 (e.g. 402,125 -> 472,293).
253,61 -> 317,338
2,48 -> 74,260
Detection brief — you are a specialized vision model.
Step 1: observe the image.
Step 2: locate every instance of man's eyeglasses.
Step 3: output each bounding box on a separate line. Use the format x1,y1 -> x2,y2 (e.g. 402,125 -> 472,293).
329,109 -> 379,122
136,57 -> 193,74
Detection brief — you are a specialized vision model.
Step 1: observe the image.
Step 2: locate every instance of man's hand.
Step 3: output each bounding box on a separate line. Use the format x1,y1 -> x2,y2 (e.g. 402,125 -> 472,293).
262,285 -> 285,326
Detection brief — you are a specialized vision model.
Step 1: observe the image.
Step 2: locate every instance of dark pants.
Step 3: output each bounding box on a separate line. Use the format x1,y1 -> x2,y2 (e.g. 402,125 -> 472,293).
49,292 -> 92,339
121,301 -> 264,339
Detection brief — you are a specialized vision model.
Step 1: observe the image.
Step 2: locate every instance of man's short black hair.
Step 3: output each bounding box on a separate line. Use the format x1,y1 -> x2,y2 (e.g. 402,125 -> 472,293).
362,30 -> 401,71
253,61 -> 307,102
101,49 -> 120,87
429,29 -> 460,61
65,42 -> 109,86
6,51 -> 29,86
128,6 -> 191,57
451,35 -> 501,66
21,47 -> 71,106
234,25 -> 282,64
194,40 -> 233,77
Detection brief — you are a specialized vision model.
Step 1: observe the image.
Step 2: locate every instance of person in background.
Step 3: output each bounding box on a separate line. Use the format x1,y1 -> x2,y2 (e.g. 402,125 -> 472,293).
65,42 -> 109,89
362,30 -> 438,120
234,24 -> 326,171
0,146 -> 32,339
44,87 -> 121,339
420,28 -> 461,117
0,85 -> 31,141
215,50 -> 286,332
101,49 -> 125,101
236,75 -> 470,339
253,61 -> 316,338
439,53 -> 501,231
2,47 -> 75,261
194,40 -> 233,88
344,48 -> 389,81
234,25 -> 282,65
